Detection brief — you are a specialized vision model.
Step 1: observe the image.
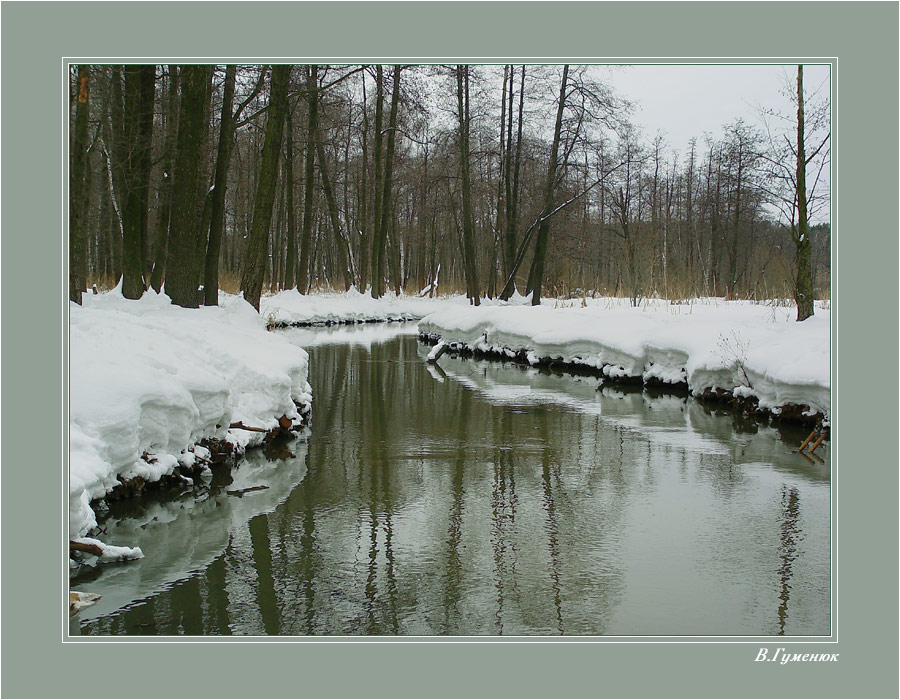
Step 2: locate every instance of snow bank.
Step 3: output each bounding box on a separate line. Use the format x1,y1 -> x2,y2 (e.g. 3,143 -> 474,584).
277,321 -> 419,350
70,288 -> 312,538
419,346 -> 822,473
418,300 -> 830,418
71,436 -> 309,622
260,287 -> 468,326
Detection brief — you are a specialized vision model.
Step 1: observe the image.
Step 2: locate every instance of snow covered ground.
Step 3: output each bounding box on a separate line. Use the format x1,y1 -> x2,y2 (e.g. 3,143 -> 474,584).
419,298 -> 830,420
69,287 -> 312,539
259,287 -> 469,326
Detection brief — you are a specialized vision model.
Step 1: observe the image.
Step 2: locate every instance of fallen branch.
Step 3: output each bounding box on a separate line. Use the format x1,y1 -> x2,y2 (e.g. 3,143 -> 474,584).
226,485 -> 270,497
229,421 -> 268,433
70,540 -> 103,556
427,342 -> 448,364
70,591 -> 102,614
798,431 -> 817,451
809,433 -> 826,453
498,162 -> 625,301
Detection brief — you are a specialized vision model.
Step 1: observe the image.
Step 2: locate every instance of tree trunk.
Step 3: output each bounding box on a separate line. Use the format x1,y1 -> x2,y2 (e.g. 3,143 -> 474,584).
503,65 -> 526,297
494,65 -> 508,281
357,71 -> 370,291
284,105 -> 296,288
685,139 -> 695,286
137,66 -> 156,285
314,122 -> 353,289
526,64 -> 568,306
119,66 -> 155,298
203,65 -> 237,306
387,215 -> 403,294
150,66 -> 179,292
105,67 -> 129,287
69,65 -> 91,303
165,65 -> 212,308
372,65 -> 401,298
370,66 -> 385,297
241,64 -> 291,310
794,65 -> 814,322
271,180 -> 285,290
456,65 -> 480,305
298,65 -> 318,294
728,146 -> 743,300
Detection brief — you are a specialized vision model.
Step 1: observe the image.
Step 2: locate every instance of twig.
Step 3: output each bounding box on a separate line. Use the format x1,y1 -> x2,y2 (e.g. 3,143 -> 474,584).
229,421 -> 268,433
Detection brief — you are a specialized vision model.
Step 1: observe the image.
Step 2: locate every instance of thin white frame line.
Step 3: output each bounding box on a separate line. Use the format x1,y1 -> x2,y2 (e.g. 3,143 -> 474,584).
62,59 -> 835,644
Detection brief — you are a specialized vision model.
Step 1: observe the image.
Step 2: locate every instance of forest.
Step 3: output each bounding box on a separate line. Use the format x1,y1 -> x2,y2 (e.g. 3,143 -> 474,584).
68,64 -> 830,317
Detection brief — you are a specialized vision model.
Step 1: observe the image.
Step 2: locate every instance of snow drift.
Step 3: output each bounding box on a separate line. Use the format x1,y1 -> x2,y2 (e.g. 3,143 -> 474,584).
418,299 -> 830,419
260,287 -> 467,326
69,288 -> 313,538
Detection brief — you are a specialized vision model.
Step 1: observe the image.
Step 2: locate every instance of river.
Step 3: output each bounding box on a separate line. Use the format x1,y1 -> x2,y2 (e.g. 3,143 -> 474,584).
73,323 -> 830,636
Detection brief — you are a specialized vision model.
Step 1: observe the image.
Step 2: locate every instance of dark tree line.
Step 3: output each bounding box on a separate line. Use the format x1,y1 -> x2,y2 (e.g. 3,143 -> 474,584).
68,64 -> 830,319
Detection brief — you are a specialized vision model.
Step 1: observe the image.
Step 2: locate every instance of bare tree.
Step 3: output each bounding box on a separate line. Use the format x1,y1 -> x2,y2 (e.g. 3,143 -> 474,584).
149,66 -> 179,293
202,65 -> 237,306
371,65 -> 402,298
297,65 -> 318,293
721,120 -> 762,299
69,65 -> 91,303
759,65 -> 830,320
456,65 -> 481,305
524,65 -> 569,305
241,65 -> 292,310
606,129 -> 646,306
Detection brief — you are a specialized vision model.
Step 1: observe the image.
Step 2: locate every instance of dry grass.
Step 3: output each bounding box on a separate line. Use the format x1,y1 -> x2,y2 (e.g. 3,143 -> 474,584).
218,271 -> 243,295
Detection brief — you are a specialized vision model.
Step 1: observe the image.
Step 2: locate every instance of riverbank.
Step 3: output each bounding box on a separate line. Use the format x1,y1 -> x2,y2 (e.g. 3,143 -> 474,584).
419,298 -> 830,427
70,287 -> 313,545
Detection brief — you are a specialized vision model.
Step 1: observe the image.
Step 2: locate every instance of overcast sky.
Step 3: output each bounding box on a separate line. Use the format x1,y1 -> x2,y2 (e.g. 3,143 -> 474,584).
598,63 -> 831,156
